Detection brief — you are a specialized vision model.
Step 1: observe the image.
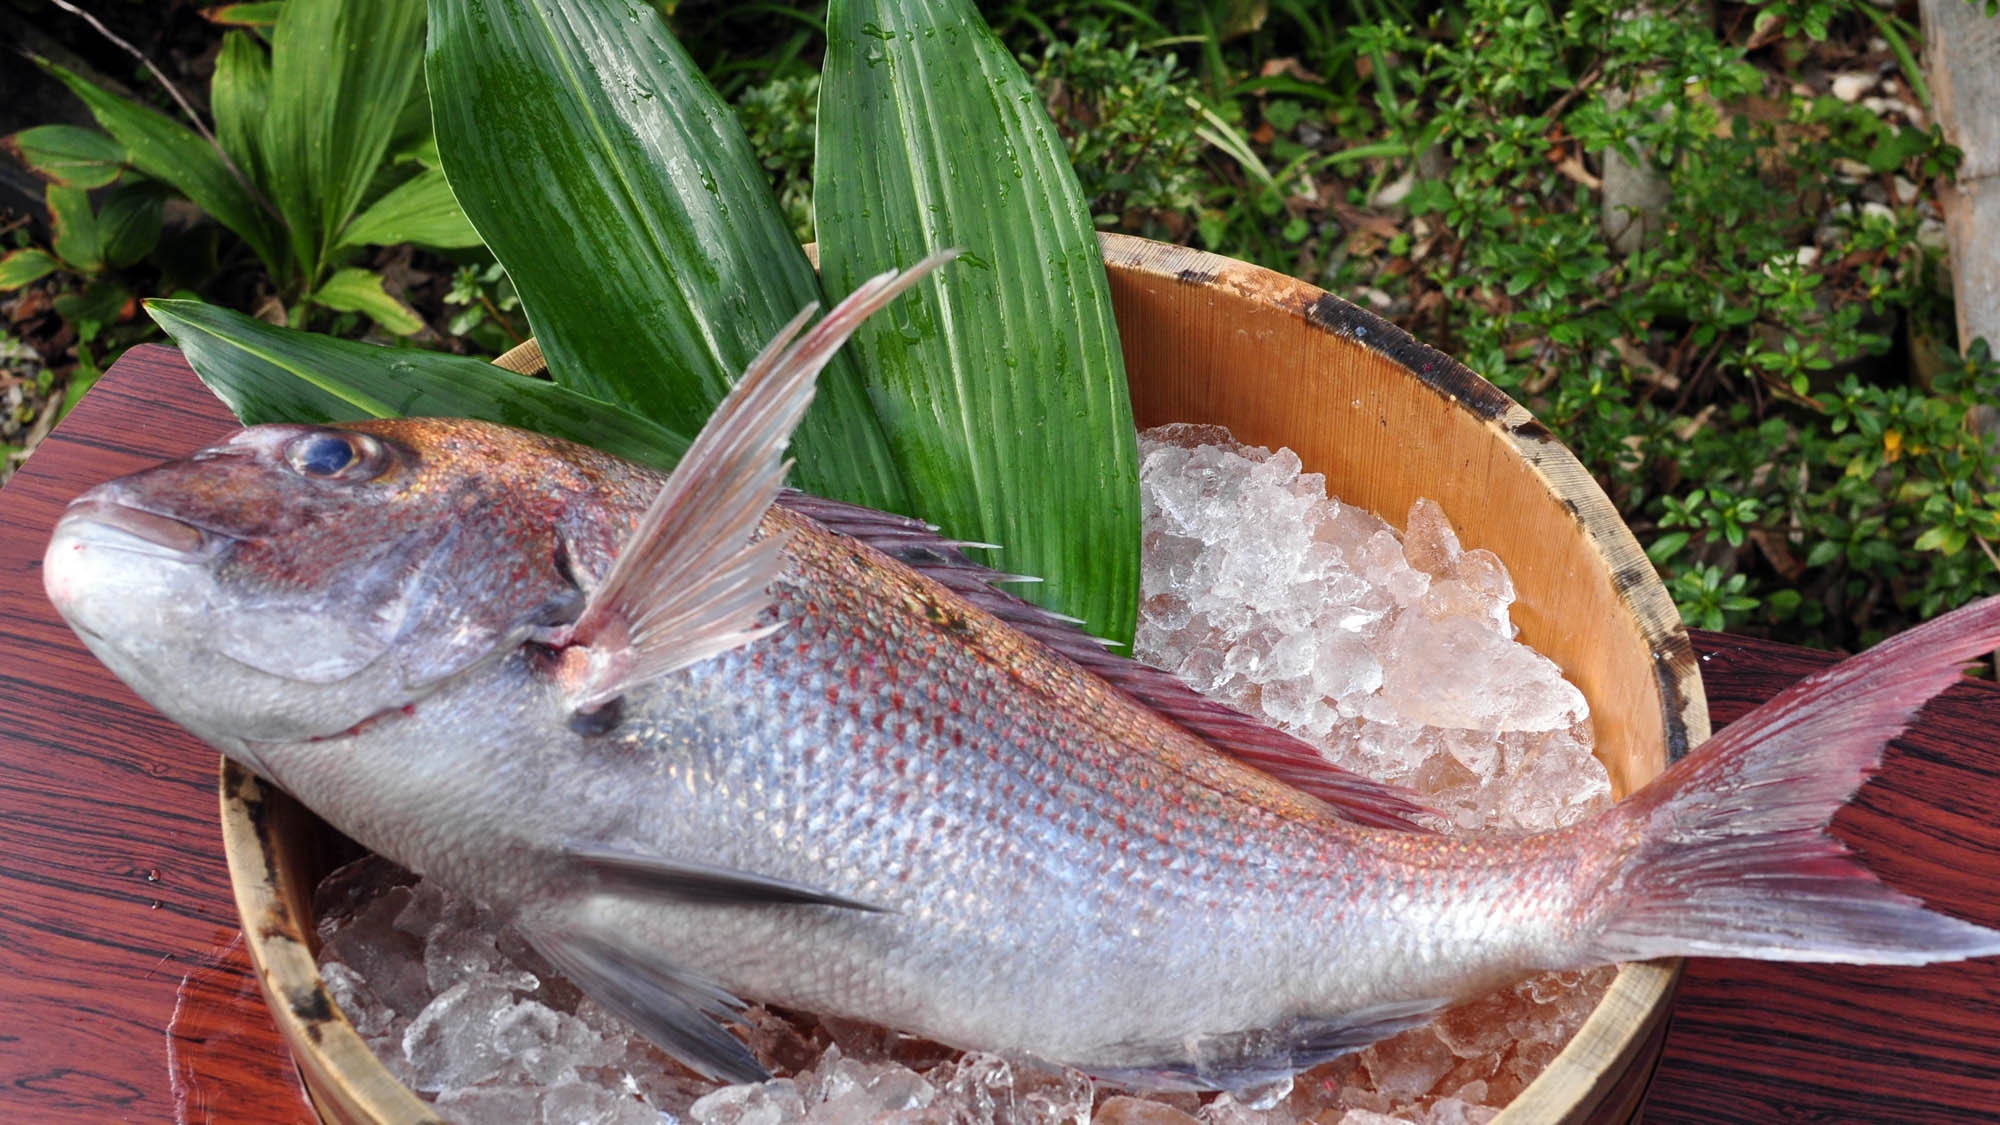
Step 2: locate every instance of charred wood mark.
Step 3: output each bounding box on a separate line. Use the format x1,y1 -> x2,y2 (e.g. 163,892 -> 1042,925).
1175,264 -> 1218,286
1299,294 -> 1515,421
1653,652 -> 1695,763
1511,417 -> 1555,442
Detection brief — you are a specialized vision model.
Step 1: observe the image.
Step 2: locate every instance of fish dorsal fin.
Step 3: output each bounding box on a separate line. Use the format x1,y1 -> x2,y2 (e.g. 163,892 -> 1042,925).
776,491 -> 1438,833
553,251 -> 959,711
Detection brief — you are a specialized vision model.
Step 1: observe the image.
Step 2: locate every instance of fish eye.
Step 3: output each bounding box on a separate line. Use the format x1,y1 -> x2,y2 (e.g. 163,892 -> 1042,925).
284,431 -> 389,482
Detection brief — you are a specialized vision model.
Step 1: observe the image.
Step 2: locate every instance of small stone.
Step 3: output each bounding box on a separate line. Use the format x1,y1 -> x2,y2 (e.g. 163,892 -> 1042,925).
1830,72 -> 1875,102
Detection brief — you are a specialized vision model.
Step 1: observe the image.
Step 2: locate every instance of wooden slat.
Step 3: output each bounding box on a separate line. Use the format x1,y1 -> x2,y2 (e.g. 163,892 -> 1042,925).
1644,631 -> 2000,1123
0,344 -> 314,1123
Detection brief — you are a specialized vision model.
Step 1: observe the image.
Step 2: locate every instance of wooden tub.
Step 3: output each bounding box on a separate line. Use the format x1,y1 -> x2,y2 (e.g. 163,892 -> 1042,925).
222,232 -> 1707,1123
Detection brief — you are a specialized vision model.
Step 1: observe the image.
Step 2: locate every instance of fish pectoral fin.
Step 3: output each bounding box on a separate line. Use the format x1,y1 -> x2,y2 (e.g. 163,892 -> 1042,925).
554,250 -> 960,713
562,842 -> 888,912
531,927 -> 771,1085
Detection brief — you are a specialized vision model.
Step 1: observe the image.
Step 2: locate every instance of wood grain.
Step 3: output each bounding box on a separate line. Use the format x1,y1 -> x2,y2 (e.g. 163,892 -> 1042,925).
5,345 -> 1999,1121
1643,632 -> 2000,1124
0,344 -> 314,1123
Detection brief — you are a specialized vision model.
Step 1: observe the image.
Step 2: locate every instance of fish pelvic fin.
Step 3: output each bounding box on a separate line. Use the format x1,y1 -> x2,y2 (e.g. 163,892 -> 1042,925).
560,841 -> 888,912
554,250 -> 960,711
1585,594 -> 2000,966
532,927 -> 770,1084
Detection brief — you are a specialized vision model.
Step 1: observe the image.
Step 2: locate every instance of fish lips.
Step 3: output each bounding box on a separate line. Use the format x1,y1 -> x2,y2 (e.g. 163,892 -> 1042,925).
45,488 -> 231,634
58,495 -> 215,556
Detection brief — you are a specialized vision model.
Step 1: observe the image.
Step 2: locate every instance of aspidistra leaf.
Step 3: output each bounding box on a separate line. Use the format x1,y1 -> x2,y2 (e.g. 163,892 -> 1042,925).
99,182 -> 167,269
40,59 -> 286,273
0,249 -> 59,290
310,268 -> 424,336
47,185 -> 104,273
148,298 -> 690,470
425,0 -> 908,514
262,0 -> 427,278
335,167 -> 482,252
816,0 -> 1140,646
212,31 -> 271,191
4,125 -> 126,189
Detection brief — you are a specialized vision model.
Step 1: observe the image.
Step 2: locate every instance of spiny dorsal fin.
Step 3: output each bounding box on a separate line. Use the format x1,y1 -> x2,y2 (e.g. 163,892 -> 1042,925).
553,251 -> 959,711
777,491 -> 1438,833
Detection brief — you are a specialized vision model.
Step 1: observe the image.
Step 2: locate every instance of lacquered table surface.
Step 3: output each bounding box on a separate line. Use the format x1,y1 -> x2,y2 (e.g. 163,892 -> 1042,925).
5,345 -> 1999,1123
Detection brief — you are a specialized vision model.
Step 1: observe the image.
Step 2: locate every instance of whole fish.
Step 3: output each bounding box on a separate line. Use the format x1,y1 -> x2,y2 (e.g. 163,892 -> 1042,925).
44,256 -> 2000,1093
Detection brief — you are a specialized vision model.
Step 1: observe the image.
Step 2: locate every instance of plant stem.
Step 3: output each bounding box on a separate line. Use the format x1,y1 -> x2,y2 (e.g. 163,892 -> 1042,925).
45,0 -> 281,226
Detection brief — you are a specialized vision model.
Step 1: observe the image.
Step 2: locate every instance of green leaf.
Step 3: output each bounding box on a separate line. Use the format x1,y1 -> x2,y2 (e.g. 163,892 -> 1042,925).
262,0 -> 428,282
335,167 -> 482,251
148,298 -> 690,470
1913,525 -> 1967,555
40,58 -> 286,274
47,184 -> 104,272
310,268 -> 424,335
205,2 -> 286,26
4,125 -> 126,188
0,249 -> 60,290
54,280 -> 130,337
1645,530 -> 1690,563
817,0 -> 1140,645
212,31 -> 272,192
425,0 -> 907,513
99,182 -> 167,268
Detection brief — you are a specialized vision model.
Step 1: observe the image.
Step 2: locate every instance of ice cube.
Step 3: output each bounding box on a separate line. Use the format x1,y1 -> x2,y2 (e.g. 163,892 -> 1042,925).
402,979 -> 518,1091
690,1078 -> 808,1125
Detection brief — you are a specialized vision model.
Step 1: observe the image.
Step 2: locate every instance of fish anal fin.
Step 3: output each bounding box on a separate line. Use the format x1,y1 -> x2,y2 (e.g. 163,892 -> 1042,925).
1090,997 -> 1452,1096
777,489 -> 1437,833
531,927 -> 771,1085
563,842 -> 887,912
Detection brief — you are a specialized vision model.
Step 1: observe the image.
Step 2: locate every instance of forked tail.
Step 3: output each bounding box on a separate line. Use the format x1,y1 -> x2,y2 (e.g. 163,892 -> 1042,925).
1586,594 -> 2000,965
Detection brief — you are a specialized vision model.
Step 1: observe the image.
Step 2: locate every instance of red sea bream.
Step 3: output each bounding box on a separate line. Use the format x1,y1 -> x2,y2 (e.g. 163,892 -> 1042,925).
42,257 -> 2000,1093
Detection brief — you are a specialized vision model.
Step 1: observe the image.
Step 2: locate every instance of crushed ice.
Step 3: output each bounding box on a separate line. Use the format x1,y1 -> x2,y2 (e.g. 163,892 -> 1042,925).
315,425 -> 1616,1123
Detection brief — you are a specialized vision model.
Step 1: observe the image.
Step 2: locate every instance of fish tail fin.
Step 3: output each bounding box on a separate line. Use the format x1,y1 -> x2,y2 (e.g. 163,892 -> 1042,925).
1584,594 -> 2000,966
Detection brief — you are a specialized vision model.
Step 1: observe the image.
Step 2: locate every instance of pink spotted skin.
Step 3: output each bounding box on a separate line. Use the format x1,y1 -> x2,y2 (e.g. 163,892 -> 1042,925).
45,415 -> 2000,1091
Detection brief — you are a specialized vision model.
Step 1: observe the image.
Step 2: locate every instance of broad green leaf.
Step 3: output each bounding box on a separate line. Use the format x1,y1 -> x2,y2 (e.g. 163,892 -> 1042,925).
47,185 -> 104,272
55,280 -> 130,334
212,31 -> 272,192
817,0 -> 1140,645
148,298 -> 691,470
0,249 -> 59,290
205,2 -> 286,26
4,125 -> 126,189
335,167 -> 482,252
100,182 -> 168,268
425,0 -> 907,513
41,59 -> 287,274
310,268 -> 424,335
262,0 -> 427,281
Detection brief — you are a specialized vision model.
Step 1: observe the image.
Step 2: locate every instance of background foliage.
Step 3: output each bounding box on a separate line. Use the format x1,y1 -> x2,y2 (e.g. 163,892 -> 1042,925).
4,0 -> 1997,653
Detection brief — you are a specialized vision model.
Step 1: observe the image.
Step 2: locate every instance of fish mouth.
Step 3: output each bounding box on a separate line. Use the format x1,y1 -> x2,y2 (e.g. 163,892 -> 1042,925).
58,496 -> 213,556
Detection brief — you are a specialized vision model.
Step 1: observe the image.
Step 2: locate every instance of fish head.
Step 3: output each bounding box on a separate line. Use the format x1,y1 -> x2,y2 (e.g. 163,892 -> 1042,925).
44,417 -> 628,771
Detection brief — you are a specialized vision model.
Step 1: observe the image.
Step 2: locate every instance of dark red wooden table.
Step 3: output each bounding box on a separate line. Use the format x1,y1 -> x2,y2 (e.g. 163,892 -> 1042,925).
4,345 -> 1998,1122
